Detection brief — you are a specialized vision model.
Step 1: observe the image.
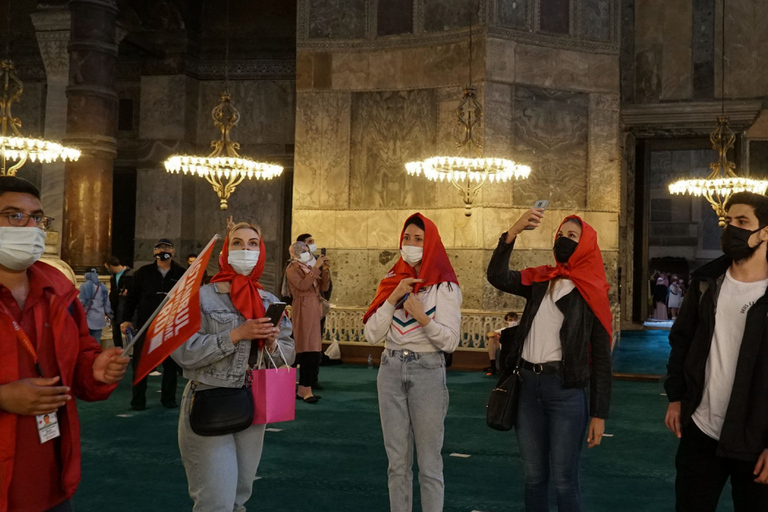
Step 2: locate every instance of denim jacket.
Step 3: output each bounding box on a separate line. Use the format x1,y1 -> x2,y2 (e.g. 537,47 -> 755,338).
172,283 -> 295,388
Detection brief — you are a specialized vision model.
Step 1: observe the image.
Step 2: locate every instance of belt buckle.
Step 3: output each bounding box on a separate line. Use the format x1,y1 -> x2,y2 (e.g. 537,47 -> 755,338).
533,363 -> 543,375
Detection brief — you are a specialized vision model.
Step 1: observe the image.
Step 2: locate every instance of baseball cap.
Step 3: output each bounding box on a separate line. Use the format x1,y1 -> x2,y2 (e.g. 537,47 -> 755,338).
154,238 -> 174,248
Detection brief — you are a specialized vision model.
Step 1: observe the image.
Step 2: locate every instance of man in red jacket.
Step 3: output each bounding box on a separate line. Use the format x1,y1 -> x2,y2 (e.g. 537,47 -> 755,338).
0,176 -> 130,512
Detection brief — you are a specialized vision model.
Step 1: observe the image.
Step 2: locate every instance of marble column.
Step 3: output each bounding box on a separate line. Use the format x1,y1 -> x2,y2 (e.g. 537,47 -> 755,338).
61,0 -> 119,271
31,7 -> 71,254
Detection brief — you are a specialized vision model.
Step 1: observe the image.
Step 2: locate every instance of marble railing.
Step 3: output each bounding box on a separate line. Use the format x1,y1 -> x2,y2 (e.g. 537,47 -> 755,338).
321,306 -> 508,352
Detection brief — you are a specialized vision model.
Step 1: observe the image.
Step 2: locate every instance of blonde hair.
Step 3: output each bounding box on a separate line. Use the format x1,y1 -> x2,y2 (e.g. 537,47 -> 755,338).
229,222 -> 262,239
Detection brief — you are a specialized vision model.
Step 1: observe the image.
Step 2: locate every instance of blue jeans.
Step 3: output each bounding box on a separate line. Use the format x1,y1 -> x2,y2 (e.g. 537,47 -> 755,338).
515,367 -> 589,512
377,349 -> 449,512
89,329 -> 102,341
178,381 -> 267,512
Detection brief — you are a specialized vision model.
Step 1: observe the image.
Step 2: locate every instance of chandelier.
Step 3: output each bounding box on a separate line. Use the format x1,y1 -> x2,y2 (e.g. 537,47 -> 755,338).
162,0 -> 282,210
1,59 -> 80,176
668,0 -> 768,226
164,91 -> 283,210
405,3 -> 530,217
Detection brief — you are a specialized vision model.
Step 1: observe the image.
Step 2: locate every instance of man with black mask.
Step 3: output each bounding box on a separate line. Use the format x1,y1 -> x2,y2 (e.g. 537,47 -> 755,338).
665,191 -> 768,511
121,238 -> 186,410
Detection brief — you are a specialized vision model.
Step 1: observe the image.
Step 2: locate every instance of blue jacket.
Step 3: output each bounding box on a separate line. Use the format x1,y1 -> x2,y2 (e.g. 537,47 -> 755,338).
78,271 -> 113,330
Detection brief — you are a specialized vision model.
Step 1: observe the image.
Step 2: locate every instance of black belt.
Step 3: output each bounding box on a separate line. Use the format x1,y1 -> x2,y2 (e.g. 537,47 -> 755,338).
520,359 -> 561,375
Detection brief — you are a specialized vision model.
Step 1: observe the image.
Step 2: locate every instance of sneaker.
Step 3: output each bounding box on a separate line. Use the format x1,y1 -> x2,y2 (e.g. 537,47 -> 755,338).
149,371 -> 162,377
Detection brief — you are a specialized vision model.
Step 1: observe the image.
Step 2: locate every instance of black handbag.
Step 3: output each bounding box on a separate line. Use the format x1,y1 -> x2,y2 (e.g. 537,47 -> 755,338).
486,350 -> 523,431
189,382 -> 254,437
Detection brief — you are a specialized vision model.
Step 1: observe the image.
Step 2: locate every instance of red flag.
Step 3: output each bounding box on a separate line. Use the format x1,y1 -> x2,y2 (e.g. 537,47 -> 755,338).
132,235 -> 218,385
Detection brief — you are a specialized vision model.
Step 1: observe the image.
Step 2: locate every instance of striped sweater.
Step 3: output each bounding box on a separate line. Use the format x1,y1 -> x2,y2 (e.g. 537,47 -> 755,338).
364,282 -> 462,353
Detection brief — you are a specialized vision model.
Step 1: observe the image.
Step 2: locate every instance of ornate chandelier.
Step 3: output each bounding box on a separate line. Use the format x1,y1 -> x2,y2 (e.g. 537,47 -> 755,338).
668,0 -> 768,227
1,59 -> 80,176
405,8 -> 529,217
164,91 -> 283,210
162,0 -> 282,210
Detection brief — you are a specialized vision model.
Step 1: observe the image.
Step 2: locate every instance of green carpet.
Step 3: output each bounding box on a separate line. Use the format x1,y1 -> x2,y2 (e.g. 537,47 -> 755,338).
612,329 -> 672,376
73,364 -> 734,512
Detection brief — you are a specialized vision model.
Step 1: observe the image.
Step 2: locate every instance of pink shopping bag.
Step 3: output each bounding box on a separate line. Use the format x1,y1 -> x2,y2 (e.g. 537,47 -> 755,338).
251,366 -> 296,425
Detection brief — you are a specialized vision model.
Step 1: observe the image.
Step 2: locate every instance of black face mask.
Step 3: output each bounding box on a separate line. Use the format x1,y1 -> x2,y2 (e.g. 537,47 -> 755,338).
155,251 -> 173,261
720,225 -> 765,262
553,236 -> 579,264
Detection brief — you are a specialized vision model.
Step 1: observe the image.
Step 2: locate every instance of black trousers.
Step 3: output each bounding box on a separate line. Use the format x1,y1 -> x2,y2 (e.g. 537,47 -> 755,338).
131,335 -> 180,407
296,352 -> 321,387
675,422 -> 768,512
111,321 -> 123,348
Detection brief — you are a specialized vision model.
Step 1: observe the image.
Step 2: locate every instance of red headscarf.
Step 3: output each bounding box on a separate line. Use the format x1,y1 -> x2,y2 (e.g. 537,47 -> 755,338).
363,213 -> 459,324
211,226 -> 267,320
520,215 -> 613,339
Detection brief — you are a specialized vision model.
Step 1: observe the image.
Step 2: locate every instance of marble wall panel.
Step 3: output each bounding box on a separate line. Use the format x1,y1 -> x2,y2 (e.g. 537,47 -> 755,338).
349,89 -> 439,209
313,53 -> 333,90
633,0 -> 664,102
514,43 -> 618,93
14,82 -> 45,138
378,0 -> 414,36
486,39 -> 516,84
292,209 -> 338,248
297,52 -> 314,91
481,81 -> 518,207
453,209 -> 483,248
139,75 -> 187,140
308,0 -> 366,39
661,0 -> 692,100
332,52 -> 370,90
135,168 -> 183,240
366,209 -> 405,248
325,249 -> 373,306
512,85 -> 589,209
294,92 -> 351,209
540,0 -> 570,34
583,0 -> 612,42
449,249 -> 485,310
196,80 -> 295,146
497,0 -> 529,30
587,94 -> 620,212
724,0 -> 768,98
423,0 -> 477,32
692,0 -> 714,99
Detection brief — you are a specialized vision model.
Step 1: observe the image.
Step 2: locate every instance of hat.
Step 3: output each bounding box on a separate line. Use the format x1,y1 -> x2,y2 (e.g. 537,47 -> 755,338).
154,238 -> 174,248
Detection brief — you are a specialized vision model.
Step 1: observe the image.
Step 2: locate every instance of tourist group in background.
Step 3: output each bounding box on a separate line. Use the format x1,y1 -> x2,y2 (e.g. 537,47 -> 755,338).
649,271 -> 687,321
2,173 -> 767,512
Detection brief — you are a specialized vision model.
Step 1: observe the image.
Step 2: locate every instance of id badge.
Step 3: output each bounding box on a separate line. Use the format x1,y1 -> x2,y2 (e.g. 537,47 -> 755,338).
36,412 -> 61,444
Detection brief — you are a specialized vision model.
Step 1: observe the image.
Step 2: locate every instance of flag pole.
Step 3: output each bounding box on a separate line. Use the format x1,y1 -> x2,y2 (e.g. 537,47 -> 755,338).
119,233 -> 220,358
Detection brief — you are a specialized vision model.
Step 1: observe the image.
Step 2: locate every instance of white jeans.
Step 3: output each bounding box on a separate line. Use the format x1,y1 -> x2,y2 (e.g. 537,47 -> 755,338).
377,349 -> 449,512
178,381 -> 267,512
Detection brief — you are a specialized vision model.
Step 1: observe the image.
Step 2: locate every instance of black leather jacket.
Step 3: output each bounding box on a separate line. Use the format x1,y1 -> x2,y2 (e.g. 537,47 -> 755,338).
486,234 -> 612,419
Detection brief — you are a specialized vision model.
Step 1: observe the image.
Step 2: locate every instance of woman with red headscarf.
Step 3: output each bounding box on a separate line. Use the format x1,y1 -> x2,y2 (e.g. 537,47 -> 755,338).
487,209 -> 612,512
172,222 -> 295,511
364,213 -> 462,512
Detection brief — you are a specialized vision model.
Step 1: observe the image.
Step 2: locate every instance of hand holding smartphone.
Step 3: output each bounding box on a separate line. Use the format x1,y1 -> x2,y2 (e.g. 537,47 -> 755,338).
265,302 -> 287,326
523,200 -> 549,230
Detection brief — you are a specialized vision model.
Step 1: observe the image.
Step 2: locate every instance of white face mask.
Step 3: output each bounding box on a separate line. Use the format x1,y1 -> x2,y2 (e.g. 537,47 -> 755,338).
507,320 -> 519,328
308,243 -> 317,254
400,245 -> 423,266
228,249 -> 260,276
298,252 -> 312,264
0,227 -> 47,271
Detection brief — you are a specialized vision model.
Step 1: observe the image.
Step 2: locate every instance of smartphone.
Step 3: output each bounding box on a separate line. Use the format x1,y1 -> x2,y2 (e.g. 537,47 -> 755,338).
524,200 -> 550,230
395,293 -> 409,308
265,302 -> 287,326
320,248 -> 327,256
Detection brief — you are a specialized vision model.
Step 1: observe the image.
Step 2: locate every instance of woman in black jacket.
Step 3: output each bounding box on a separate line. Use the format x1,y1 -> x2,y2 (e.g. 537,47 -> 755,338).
487,208 -> 613,512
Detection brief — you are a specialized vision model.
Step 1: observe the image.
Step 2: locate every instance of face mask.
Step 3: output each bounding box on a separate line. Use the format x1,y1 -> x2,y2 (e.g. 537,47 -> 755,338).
228,249 -> 260,276
298,252 -> 312,264
308,243 -> 317,254
507,320 -> 519,328
400,245 -> 423,266
155,251 -> 172,261
553,236 -> 579,264
0,227 -> 47,271
721,224 -> 765,262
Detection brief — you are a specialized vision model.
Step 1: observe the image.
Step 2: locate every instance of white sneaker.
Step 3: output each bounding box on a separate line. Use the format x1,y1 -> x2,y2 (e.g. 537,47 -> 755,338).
149,371 -> 162,376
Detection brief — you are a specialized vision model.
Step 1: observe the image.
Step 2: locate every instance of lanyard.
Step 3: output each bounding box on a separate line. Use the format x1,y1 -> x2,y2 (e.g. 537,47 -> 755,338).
0,301 -> 43,377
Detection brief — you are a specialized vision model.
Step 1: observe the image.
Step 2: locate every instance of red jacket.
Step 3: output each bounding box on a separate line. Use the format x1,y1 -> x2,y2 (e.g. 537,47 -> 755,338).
0,262 -> 117,512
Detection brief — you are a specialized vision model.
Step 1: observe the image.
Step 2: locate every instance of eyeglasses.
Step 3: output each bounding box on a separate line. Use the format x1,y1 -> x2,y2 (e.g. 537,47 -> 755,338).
3,212 -> 54,230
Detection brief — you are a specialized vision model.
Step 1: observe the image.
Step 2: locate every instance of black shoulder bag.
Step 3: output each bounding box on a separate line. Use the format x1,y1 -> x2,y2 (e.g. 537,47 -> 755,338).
189,374 -> 254,437
486,348 -> 523,431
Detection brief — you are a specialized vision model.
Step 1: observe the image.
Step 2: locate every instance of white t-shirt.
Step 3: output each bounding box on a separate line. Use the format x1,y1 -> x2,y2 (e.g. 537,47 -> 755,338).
522,279 -> 576,364
692,269 -> 768,440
